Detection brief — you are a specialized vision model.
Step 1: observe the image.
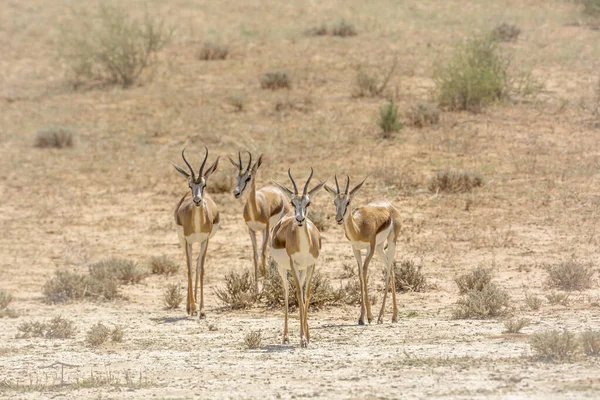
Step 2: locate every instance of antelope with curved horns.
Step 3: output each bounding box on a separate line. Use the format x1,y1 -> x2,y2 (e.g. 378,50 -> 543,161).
270,168 -> 326,347
229,151 -> 291,290
172,147 -> 220,318
324,175 -> 400,325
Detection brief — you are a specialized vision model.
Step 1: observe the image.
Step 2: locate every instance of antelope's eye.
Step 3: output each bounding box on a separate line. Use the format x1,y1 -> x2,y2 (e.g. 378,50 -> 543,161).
306,201 -> 311,207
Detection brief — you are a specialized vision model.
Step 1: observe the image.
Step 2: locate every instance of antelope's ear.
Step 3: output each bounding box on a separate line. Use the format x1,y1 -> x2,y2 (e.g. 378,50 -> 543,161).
349,177 -> 367,197
228,156 -> 240,170
172,163 -> 190,178
271,180 -> 294,200
251,154 -> 264,174
204,157 -> 220,178
308,181 -> 327,198
324,184 -> 337,196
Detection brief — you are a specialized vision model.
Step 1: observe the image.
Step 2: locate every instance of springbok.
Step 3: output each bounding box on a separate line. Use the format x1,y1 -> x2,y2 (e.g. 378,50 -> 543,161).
229,152 -> 291,290
271,169 -> 326,347
324,175 -> 400,325
173,147 -> 220,318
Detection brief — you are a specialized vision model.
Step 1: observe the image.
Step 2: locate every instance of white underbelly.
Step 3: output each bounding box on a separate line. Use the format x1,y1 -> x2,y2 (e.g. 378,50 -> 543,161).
270,248 -> 315,270
247,221 -> 267,232
209,223 -> 219,239
375,224 -> 392,245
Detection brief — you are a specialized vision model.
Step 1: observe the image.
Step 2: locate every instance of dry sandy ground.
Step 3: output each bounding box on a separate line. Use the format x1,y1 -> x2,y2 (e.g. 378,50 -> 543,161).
2,0 -> 600,398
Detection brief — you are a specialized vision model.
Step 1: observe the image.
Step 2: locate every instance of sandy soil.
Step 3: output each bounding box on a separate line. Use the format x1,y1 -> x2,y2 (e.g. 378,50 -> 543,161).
1,0 -> 600,398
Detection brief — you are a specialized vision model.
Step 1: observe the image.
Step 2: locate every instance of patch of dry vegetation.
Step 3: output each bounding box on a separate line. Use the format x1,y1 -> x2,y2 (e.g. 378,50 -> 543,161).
215,269 -> 260,310
86,323 -> 124,347
90,258 -> 147,285
525,293 -> 542,311
503,318 -> 530,333
310,210 -> 329,232
198,42 -> 229,60
393,260 -> 428,293
16,317 -> 76,339
34,127 -> 74,149
244,331 -> 262,349
581,331 -> 600,356
331,20 -> 357,37
582,0 -> 600,17
545,291 -> 570,306
406,102 -> 440,128
530,330 -> 579,361
453,283 -> 511,319
545,260 -> 595,291
206,170 -> 235,194
491,23 -> 521,42
428,169 -> 484,194
0,290 -> 17,318
149,255 -> 179,275
163,284 -> 184,309
455,267 -> 493,295
261,72 -> 291,90
378,99 -> 403,138
352,59 -> 397,98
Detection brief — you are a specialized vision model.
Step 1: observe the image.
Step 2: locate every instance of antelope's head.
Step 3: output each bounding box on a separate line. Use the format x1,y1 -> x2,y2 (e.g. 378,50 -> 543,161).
324,175 -> 367,224
173,147 -> 219,207
229,151 -> 263,199
273,168 -> 326,227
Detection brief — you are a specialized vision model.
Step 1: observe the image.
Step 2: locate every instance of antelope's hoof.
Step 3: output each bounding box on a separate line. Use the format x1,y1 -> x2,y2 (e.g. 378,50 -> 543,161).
377,318 -> 384,325
282,336 -> 289,344
358,319 -> 365,326
199,311 -> 206,319
392,318 -> 398,323
300,338 -> 308,348
368,318 -> 374,324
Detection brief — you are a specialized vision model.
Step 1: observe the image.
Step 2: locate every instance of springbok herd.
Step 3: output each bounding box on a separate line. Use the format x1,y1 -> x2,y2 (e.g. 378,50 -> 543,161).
173,147 -> 401,348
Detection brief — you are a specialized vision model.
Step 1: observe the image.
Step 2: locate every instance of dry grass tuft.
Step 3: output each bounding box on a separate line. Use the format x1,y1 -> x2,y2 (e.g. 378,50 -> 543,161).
207,170 -> 235,193
310,210 -> 329,232
491,23 -> 521,42
406,102 -> 440,128
331,20 -> 357,37
455,267 -> 493,295
90,258 -> 148,285
42,270 -> 88,304
583,0 -> 600,17
530,330 -> 579,361
16,316 -> 77,339
353,59 -> 397,98
149,255 -> 179,275
261,71 -> 291,90
378,99 -> 403,138
226,95 -> 245,112
452,283 -> 511,319
0,290 -> 13,310
581,331 -> 600,356
244,330 -> 262,349
110,325 -> 124,342
215,269 -> 260,310
163,284 -> 184,309
428,169 -> 484,194
198,42 -> 229,60
525,293 -> 543,311
34,127 -> 74,149
393,260 -> 428,293
86,323 -> 124,347
304,24 -> 328,36
545,260 -> 595,291
545,291 -> 570,306
503,318 -> 530,333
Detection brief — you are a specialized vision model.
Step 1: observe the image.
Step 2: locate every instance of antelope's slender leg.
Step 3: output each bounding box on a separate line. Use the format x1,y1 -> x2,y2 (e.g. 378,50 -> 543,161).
289,259 -> 307,347
353,247 -> 366,325
377,244 -> 392,324
185,242 -> 196,315
261,225 -> 269,278
278,267 -> 290,344
198,240 -> 208,319
249,228 -> 259,291
386,237 -> 398,323
362,244 -> 376,324
304,265 -> 315,342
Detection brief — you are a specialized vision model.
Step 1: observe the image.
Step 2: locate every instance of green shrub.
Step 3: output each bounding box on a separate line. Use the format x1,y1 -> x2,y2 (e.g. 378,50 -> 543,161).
60,4 -> 170,87
378,99 -> 403,138
434,35 -> 508,112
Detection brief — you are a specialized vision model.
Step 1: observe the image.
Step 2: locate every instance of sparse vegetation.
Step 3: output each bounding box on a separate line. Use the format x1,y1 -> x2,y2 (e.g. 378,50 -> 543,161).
198,42 -> 229,60
525,293 -> 543,311
60,4 -> 170,87
331,20 -> 357,37
393,260 -> 427,293
503,318 -> 530,333
0,290 -> 17,318
491,23 -> 521,42
545,260 -> 595,291
378,99 -> 403,138
452,283 -> 511,319
581,331 -> 600,356
582,0 -> 600,17
434,35 -> 508,112
16,317 -> 77,339
215,269 -> 260,310
406,102 -> 440,127
163,284 -> 184,309
546,291 -> 570,306
261,71 -> 291,90
455,267 -> 493,294
428,169 -> 484,194
353,59 -> 397,98
530,330 -> 579,361
90,258 -> 147,285
86,323 -> 124,347
244,330 -> 262,349
310,210 -> 329,232
42,270 -> 88,304
149,255 -> 179,275
34,127 -> 74,149
304,24 -> 328,36
226,95 -> 245,112
207,170 -> 235,193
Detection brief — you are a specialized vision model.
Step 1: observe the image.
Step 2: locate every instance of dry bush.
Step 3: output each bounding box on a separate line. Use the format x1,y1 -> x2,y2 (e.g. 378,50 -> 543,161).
207,170 -> 235,194
226,95 -> 245,112
428,169 -> 484,194
164,284 -> 184,309
110,325 -> 124,342
525,293 -> 543,311
378,99 -> 403,138
375,164 -> 421,194
16,317 -> 76,339
434,35 -> 508,112
198,42 -> 229,60
215,269 -> 260,310
331,20 -> 357,37
393,260 -> 427,293
310,210 -> 329,232
244,330 -> 262,349
546,291 -> 570,306
530,330 -> 579,361
452,283 -> 511,319
503,318 -> 530,333
149,255 -> 179,275
304,24 -> 328,36
545,260 -> 595,291
406,102 -> 440,128
34,127 -> 74,149
60,4 -> 170,88
274,95 -> 313,113
455,267 -> 493,295
583,0 -> 600,17
86,323 -> 112,346
491,23 -> 521,42
352,59 -> 397,98
0,290 -> 13,310
261,72 -> 291,90
581,331 -> 600,356
90,258 -> 147,285
42,270 -> 88,304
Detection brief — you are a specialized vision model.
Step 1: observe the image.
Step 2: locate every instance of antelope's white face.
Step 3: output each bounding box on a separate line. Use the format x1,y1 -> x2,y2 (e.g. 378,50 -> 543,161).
173,146 -> 219,207
229,152 -> 262,199
273,168 -> 326,228
325,175 -> 366,225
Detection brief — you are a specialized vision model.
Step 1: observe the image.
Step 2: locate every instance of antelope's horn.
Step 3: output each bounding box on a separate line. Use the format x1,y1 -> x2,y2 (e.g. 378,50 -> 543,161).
182,147 -> 195,181
198,146 -> 209,177
345,175 -> 350,194
303,167 -> 314,195
288,168 -> 299,195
